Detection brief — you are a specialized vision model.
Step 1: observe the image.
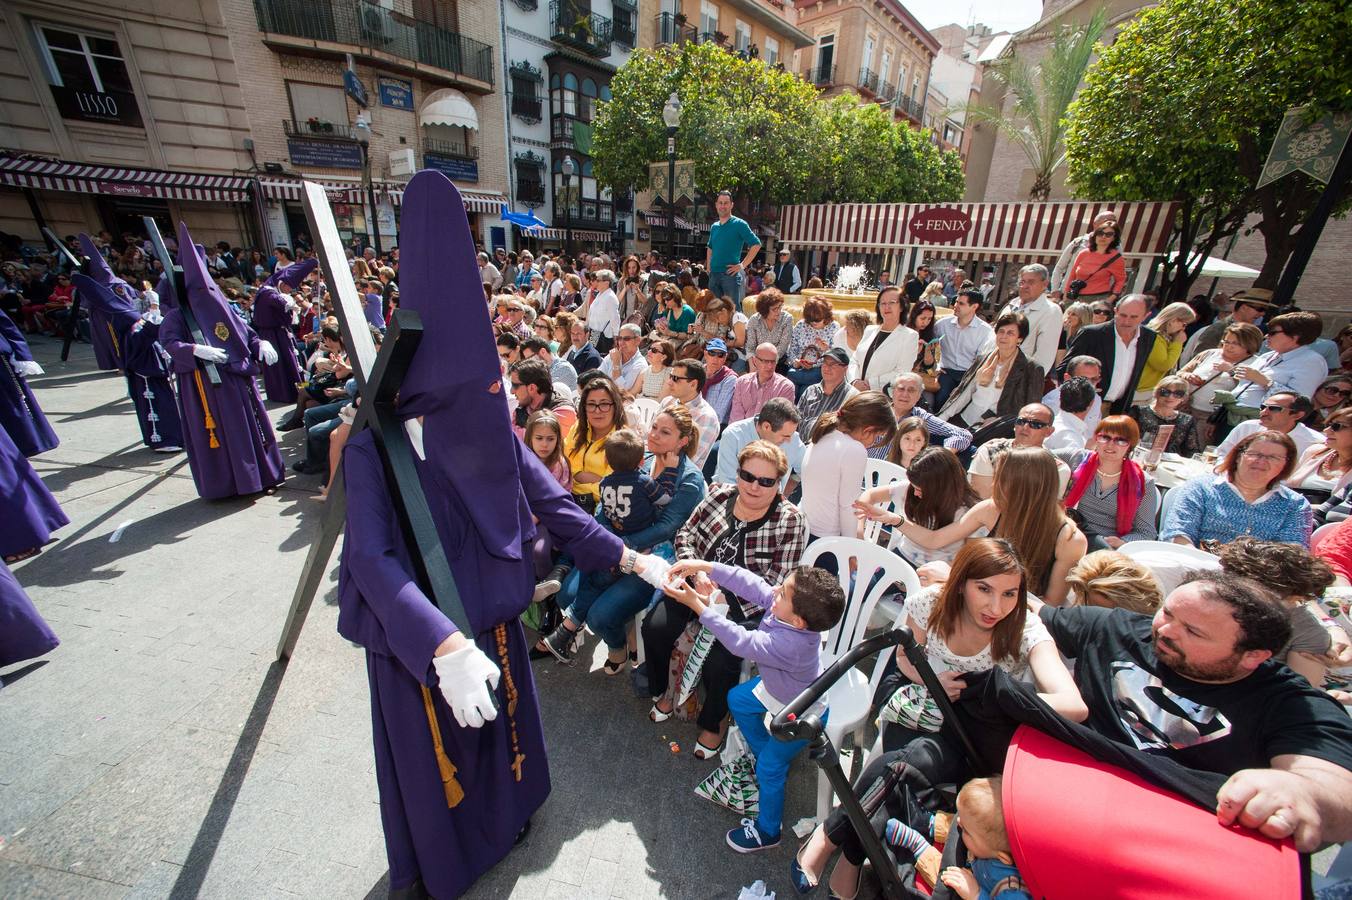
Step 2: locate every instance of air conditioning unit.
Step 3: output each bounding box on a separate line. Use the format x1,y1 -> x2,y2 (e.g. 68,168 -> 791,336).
388,148 -> 416,177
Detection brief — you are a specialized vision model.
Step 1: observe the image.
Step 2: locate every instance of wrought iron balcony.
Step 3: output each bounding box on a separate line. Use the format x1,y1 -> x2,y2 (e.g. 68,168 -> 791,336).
253,0 -> 495,87
511,94 -> 543,124
550,0 -> 613,56
897,93 -> 924,121
284,118 -> 361,141
876,80 -> 895,103
857,67 -> 879,95
655,12 -> 697,44
802,64 -> 835,86
511,0 -> 537,9
518,179 -> 546,204
613,13 -> 636,47
423,136 -> 479,159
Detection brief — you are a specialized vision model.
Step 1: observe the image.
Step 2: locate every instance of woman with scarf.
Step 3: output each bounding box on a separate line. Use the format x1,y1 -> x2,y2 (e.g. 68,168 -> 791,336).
937,311 -> 1045,431
1054,415 -> 1159,551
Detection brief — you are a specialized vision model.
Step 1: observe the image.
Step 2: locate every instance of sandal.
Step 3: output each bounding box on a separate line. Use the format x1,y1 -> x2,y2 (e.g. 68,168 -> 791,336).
602,655 -> 626,676
648,702 -> 673,723
692,738 -> 723,760
3,546 -> 41,564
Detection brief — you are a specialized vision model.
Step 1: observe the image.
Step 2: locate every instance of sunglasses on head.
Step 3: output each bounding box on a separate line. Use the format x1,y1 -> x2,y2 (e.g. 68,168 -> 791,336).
1157,388 -> 1187,399
1014,417 -> 1050,429
737,468 -> 777,488
1267,328 -> 1285,336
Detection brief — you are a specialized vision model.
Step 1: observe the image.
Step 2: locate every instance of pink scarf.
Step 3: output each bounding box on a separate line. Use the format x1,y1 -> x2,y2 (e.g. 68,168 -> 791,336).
1064,453 -> 1145,537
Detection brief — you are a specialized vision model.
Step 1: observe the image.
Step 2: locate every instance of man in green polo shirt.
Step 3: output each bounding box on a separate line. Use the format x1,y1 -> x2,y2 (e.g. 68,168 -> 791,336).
705,190 -> 762,307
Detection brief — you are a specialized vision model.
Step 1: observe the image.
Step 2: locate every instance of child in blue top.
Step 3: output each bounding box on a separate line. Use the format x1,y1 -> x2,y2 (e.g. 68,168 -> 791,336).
885,776 -> 1031,899
663,558 -> 846,853
598,429 -> 663,535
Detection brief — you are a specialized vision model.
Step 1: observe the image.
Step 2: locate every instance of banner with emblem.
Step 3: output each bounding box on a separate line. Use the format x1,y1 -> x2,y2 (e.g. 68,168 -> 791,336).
1257,106 -> 1352,189
648,159 -> 697,206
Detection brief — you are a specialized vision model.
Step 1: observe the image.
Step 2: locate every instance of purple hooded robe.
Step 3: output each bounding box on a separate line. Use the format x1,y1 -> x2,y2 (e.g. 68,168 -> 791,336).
0,310 -> 58,458
0,560 -> 58,669
335,170 -> 624,897
251,258 -> 316,404
0,420 -> 68,559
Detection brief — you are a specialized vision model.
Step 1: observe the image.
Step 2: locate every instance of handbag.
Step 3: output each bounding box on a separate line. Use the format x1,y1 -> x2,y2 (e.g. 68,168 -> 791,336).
694,752 -> 760,816
1066,252 -> 1121,300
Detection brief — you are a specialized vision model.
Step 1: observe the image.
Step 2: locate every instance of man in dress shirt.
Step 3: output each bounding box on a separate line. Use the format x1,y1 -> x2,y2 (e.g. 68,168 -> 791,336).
1044,376 -> 1097,452
992,264 -> 1062,376
729,342 -> 795,423
712,398 -> 805,491
796,347 -> 856,441
661,359 -> 720,467
599,323 -> 648,394
1042,355 -> 1103,433
1064,294 -> 1158,415
1215,392 -> 1325,461
933,289 -> 995,408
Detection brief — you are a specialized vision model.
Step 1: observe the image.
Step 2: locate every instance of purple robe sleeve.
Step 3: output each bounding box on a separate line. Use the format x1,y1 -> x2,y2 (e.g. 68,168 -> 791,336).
158,309 -> 199,374
517,437 -> 624,572
709,562 -> 776,611
342,437 -> 457,683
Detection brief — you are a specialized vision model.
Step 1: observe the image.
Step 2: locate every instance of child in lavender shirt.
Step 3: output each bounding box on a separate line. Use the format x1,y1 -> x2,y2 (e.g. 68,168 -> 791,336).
663,559 -> 846,852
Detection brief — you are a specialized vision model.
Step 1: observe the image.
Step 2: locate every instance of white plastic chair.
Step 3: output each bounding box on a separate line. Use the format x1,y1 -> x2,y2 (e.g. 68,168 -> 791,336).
860,458 -> 909,546
872,532 -> 923,629
801,536 -> 920,820
626,397 -> 660,438
1146,481 -> 1163,531
1156,484 -> 1183,534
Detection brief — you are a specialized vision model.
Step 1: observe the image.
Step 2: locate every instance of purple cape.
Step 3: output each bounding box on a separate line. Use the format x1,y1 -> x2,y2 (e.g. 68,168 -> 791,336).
75,235 -> 136,371
0,423 -> 68,559
0,310 -> 59,457
0,560 -> 58,669
336,171 -> 622,896
249,288 -> 303,404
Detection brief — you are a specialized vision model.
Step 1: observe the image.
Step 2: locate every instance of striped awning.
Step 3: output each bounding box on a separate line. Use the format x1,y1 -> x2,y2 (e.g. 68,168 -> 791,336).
778,201 -> 1178,260
260,178 -> 506,214
516,226 -> 611,242
642,211 -> 697,231
0,154 -> 252,202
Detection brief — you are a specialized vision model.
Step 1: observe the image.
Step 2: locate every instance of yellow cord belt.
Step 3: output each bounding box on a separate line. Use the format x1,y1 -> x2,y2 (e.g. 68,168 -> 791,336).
192,369 -> 220,448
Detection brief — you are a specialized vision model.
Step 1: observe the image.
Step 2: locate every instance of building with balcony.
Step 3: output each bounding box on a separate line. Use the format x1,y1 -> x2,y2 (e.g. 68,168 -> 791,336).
653,0 -> 814,70
928,22 -> 1009,172
793,0 -> 938,128
500,0 -> 638,253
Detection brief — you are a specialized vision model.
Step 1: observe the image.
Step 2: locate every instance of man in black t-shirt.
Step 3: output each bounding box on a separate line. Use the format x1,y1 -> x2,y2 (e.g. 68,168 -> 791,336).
1038,571 -> 1352,851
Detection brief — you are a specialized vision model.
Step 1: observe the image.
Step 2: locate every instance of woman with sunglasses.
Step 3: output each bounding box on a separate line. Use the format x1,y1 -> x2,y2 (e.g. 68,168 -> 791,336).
1310,375 -> 1352,426
1286,408 -> 1352,503
1160,429 -> 1312,547
1179,322 -> 1265,447
1129,375 -> 1201,457
1063,220 -> 1127,303
643,440 -> 806,758
1055,415 -> 1159,550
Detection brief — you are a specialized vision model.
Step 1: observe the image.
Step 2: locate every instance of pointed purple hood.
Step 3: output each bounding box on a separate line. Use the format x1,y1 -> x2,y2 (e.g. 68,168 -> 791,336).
176,221 -> 251,363
396,169 -> 527,562
73,233 -> 142,326
266,257 -> 318,290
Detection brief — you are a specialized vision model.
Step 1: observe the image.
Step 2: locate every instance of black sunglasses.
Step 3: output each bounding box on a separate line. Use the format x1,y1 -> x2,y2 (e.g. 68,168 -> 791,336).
1157,388 -> 1187,399
1095,229 -> 1117,237
1259,403 -> 1293,414
669,374 -> 697,383
738,468 -> 777,488
1321,385 -> 1352,397
1328,422 -> 1349,432
1014,417 -> 1050,429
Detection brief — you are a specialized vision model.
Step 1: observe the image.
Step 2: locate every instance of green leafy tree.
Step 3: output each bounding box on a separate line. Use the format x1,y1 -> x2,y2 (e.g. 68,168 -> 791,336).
1065,0 -> 1352,296
954,7 -> 1108,201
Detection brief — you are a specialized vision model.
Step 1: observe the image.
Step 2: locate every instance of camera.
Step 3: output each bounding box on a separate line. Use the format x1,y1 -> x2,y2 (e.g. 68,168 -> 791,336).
1066,279 -> 1088,300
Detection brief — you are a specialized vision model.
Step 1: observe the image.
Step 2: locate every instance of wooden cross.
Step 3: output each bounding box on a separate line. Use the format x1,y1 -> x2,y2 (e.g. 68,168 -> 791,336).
275,180 -> 473,660
141,217 -> 222,386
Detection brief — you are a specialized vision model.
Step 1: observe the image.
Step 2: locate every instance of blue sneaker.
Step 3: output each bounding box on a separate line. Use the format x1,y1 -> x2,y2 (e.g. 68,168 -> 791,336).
727,817 -> 780,853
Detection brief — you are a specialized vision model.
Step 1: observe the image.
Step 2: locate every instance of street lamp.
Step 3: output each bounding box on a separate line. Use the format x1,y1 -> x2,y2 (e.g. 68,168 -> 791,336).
662,91 -> 681,265
354,116 -> 382,256
561,154 -> 576,258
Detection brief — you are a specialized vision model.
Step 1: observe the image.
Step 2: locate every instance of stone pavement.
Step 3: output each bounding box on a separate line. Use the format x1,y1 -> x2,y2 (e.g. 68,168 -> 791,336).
0,336 -> 826,899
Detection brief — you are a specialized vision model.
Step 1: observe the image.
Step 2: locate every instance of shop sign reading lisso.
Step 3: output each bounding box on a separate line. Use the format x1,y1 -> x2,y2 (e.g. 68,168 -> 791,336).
908,207 -> 973,244
50,85 -> 143,128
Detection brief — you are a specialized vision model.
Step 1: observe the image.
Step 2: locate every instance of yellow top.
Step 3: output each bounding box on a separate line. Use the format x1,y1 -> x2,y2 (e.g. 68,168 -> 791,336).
1137,335 -> 1184,394
563,425 -> 612,500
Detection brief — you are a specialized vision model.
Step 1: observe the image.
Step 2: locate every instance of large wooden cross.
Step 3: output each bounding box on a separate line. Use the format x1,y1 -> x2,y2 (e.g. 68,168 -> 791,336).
275,180 -> 471,660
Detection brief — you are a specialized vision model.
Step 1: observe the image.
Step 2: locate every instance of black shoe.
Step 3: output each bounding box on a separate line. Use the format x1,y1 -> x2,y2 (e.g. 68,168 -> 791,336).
278,415 -> 305,432
292,460 -> 321,474
542,622 -> 582,664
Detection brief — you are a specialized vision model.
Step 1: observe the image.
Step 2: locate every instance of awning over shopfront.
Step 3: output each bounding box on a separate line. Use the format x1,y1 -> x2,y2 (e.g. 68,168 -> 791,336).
0,153 -> 252,202
515,226 -> 611,243
642,211 -> 699,231
420,89 -> 479,131
259,177 -> 505,213
778,200 -> 1178,263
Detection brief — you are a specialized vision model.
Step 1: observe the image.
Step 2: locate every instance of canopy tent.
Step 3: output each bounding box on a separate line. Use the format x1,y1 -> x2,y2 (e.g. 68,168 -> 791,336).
1159,251 -> 1260,280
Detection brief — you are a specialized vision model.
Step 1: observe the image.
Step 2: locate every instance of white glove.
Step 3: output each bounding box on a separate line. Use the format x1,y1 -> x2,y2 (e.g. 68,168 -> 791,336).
193,345 -> 228,364
432,643 -> 501,729
258,340 -> 278,366
13,360 -> 43,377
284,298 -> 299,312
635,553 -> 672,589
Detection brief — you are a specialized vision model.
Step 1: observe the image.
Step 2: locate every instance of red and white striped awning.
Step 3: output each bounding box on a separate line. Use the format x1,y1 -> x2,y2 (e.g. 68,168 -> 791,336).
778,201 -> 1178,260
259,178 -> 506,214
642,211 -> 698,231
0,154 -> 252,202
516,226 -> 612,242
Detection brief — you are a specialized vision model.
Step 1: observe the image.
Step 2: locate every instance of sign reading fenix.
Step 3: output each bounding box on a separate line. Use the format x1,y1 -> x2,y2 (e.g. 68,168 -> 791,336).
287,139 -> 364,170
50,85 -> 143,127
422,152 -> 479,183
908,207 -> 973,244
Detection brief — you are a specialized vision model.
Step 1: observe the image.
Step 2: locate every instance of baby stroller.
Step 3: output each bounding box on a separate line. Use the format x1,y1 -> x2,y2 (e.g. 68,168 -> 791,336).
771,627 -> 1307,899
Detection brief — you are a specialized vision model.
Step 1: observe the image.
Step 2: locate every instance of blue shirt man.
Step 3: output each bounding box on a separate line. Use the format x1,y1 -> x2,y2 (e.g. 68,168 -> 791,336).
712,398 -> 805,491
705,190 -> 761,306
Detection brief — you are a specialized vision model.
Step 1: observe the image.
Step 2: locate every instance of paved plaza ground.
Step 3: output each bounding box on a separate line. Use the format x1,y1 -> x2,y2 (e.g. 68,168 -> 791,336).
0,335 -> 829,899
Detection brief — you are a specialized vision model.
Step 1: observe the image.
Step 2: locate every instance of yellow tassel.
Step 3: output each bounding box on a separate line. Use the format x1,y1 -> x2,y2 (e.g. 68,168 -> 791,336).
421,684 -> 464,808
106,321 -> 120,357
193,369 -> 220,449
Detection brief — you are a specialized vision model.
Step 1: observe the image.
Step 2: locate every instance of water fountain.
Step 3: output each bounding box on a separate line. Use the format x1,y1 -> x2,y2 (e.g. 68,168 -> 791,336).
796,262 -> 882,313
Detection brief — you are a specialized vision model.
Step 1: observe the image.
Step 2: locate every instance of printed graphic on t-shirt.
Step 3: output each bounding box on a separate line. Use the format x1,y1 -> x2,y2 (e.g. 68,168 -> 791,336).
601,484 -> 632,524
1111,661 -> 1233,751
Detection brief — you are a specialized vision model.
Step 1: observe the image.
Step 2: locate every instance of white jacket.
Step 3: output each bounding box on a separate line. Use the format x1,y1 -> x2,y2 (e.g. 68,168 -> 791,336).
848,325 -> 918,392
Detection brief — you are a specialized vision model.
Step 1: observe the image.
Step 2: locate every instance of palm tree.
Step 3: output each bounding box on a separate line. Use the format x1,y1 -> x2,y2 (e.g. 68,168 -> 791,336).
958,8 -> 1109,201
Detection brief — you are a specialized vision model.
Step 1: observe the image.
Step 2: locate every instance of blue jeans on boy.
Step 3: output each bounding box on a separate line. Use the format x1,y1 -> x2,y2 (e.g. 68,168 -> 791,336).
728,677 -> 823,841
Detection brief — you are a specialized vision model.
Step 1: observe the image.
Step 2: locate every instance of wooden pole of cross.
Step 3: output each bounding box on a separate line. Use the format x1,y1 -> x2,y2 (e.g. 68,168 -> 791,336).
141,217 -> 222,386
274,180 -> 472,662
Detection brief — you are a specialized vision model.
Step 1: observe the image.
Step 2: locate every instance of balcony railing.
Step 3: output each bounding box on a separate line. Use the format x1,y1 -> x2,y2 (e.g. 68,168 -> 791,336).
857,67 -> 879,95
613,12 -> 636,47
511,94 -> 543,123
284,118 -> 361,141
423,136 -> 479,159
802,64 -> 836,86
557,199 -> 615,226
549,0 -> 612,56
551,113 -> 595,142
253,0 -> 495,86
897,94 -> 924,121
655,12 -> 697,44
511,0 -> 537,9
518,180 -> 546,204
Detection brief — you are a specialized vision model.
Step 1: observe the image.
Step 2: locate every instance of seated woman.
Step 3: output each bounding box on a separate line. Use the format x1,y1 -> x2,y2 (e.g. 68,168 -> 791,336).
562,377 -> 626,514
744,288 -> 794,369
1228,310 -> 1329,415
539,405 -> 706,669
895,447 -> 1087,605
1064,550 -> 1163,614
1160,429 -> 1312,547
1310,374 -> 1352,427
643,440 -> 807,758
689,297 -> 746,362
787,296 -> 839,396
937,311 -> 1045,431
639,340 -> 675,400
652,284 -> 696,349
855,446 -> 984,565
1286,407 -> 1352,504
848,287 -> 918,394
832,309 -> 872,357
793,539 -> 1085,898
1055,415 -> 1160,551
1130,376 -> 1202,457
1178,321 -> 1264,447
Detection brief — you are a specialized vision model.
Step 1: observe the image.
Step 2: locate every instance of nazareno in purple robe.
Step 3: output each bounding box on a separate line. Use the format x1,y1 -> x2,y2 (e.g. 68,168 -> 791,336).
251,258 -> 316,405
0,309 -> 59,458
0,559 -> 58,670
67,235 -> 121,372
71,235 -> 183,451
336,170 -> 625,898
156,222 -> 284,500
0,421 -> 68,559
87,302 -> 120,370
